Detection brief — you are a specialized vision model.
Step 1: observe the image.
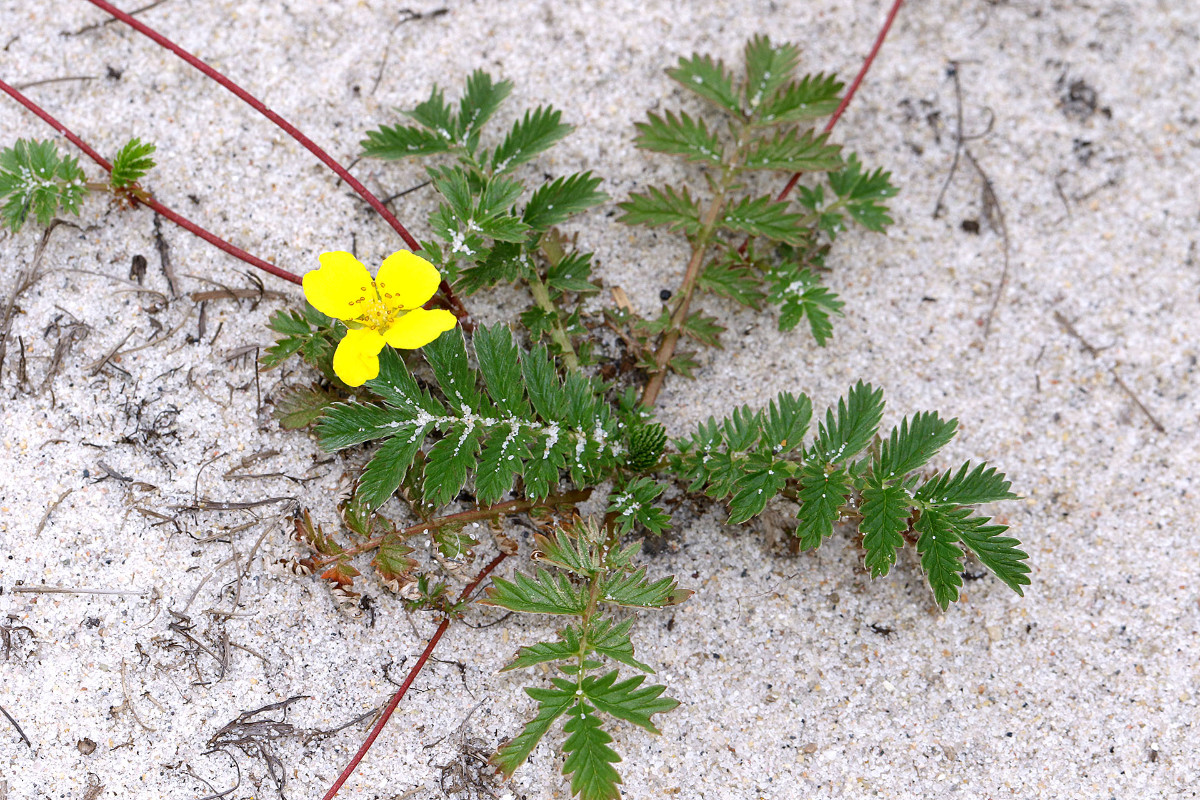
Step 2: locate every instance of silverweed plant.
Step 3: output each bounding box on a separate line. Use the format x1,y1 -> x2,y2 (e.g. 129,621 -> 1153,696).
259,38 -> 1028,798
2,6 -> 1027,799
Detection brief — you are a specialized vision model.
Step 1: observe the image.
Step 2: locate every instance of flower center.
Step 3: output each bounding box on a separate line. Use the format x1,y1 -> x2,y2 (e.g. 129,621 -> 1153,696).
357,296 -> 396,331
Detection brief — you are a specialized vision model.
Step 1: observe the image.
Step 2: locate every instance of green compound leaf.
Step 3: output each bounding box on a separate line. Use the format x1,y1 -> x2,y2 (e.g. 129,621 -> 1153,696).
371,531 -> 417,583
458,69 -> 513,140
423,423 -> 482,507
697,254 -> 764,308
110,137 -> 156,188
670,409 -> 756,497
476,174 -> 526,221
719,194 -> 809,244
492,684 -> 576,779
681,311 -> 725,348
827,154 -> 898,232
261,305 -> 338,374
561,701 -> 622,800
617,185 -> 703,237
356,427 -> 430,510
474,324 -> 529,417
607,477 -> 671,536
531,525 -> 602,576
600,566 -> 679,609
915,507 -> 965,610
504,619 -> 653,674
875,411 -> 958,481
758,72 -> 844,125
761,391 -> 812,454
742,128 -> 842,173
456,240 -> 527,295
860,478 -> 911,578
321,331 -> 620,508
272,383 -> 338,430
588,618 -> 654,673
794,463 -> 852,550
810,381 -> 885,465
316,402 -> 408,450
524,171 -> 607,231
547,251 -> 599,294
914,462 -> 1019,506
727,452 -> 789,524
261,309 -> 310,366
633,110 -> 723,166
583,671 -> 679,734
743,34 -> 801,113
0,139 -> 87,231
668,53 -> 742,117
770,268 -> 844,344
483,568 -> 588,615
953,510 -> 1031,596
405,85 -> 457,139
504,636 -> 580,671
361,121 -> 452,159
433,526 -> 477,561
493,106 -> 573,174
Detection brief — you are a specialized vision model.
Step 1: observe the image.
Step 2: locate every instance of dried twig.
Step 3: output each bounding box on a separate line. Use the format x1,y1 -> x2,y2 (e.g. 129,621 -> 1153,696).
930,63 -> 1011,340
152,214 -> 179,296
0,704 -> 30,748
64,0 -> 170,36
0,220 -> 67,385
13,75 -> 96,90
207,696 -> 308,794
177,496 -> 298,512
189,287 -> 286,304
1053,310 -> 1166,433
86,328 -> 136,375
33,488 -> 73,536
370,10 -> 449,95
117,658 -> 156,731
10,585 -> 149,596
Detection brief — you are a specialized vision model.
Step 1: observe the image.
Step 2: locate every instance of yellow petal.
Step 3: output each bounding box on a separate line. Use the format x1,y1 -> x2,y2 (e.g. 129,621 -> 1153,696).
375,250 -> 442,313
304,251 -> 375,321
333,327 -> 386,386
381,308 -> 459,349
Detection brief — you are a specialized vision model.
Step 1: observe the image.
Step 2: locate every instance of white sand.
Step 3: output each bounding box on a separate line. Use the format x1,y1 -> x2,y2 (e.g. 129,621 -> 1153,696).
2,1 -> 1198,797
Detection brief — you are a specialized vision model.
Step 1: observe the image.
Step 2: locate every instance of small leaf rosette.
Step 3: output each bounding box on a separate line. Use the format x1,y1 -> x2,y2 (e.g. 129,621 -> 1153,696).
303,250 -> 457,386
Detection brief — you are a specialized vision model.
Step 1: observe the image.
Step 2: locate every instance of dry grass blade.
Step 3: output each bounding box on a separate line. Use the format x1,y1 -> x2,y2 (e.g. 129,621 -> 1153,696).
0,703 -> 31,748
1,220 -> 67,386
207,696 -> 309,794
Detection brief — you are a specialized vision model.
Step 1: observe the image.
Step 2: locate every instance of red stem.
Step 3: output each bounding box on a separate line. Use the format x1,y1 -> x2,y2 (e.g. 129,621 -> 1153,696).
81,0 -> 420,251
81,0 -> 470,317
776,0 -> 905,201
321,552 -> 508,800
0,78 -> 303,285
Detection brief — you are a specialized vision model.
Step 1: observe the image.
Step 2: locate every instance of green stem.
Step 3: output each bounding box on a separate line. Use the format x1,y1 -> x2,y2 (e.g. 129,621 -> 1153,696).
574,559 -> 606,692
313,488 -> 591,566
641,124 -> 753,408
528,272 -> 580,371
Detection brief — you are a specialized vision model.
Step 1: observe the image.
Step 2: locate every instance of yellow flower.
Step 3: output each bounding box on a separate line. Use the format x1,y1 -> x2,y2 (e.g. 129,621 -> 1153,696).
303,250 -> 458,386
